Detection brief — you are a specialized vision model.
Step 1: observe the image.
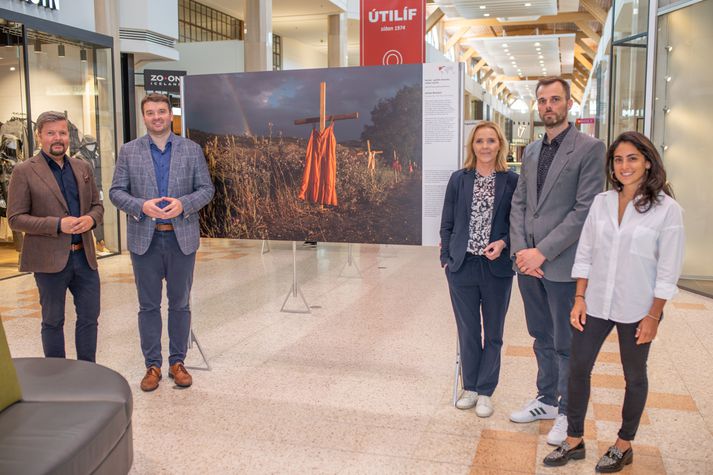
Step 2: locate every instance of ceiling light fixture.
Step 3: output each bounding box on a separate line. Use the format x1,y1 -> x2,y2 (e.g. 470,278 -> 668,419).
525,3 -> 532,6
502,44 -> 508,48
483,13 -> 490,16
480,5 -> 486,9
534,42 -> 540,47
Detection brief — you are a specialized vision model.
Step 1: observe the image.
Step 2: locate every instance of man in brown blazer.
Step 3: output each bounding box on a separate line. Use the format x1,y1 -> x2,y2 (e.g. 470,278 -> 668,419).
7,111 -> 103,362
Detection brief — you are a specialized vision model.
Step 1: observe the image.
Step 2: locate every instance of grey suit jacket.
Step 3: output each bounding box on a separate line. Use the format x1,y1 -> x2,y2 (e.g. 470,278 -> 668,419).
509,125 -> 605,282
109,133 -> 214,256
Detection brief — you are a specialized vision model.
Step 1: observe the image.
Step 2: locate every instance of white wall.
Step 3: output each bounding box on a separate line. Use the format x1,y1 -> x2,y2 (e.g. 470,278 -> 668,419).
142,40 -> 245,76
282,36 -> 327,70
0,0 -> 96,32
118,0 -> 177,39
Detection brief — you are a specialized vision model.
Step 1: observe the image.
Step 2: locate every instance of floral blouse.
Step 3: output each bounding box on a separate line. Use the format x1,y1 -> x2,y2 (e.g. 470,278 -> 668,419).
466,172 -> 496,255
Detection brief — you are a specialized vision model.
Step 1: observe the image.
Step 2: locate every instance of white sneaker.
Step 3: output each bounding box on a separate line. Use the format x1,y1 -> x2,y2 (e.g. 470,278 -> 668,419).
547,414 -> 568,446
509,396 -> 558,423
475,395 -> 494,418
455,390 -> 478,410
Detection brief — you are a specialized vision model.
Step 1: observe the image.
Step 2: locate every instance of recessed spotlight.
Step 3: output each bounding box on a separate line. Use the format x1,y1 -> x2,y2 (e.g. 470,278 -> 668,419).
10,66 -> 16,71
510,56 -> 515,60
502,44 -> 508,48
538,55 -> 544,59
525,3 -> 532,6
483,13 -> 490,16
480,5 -> 486,9
534,42 -> 540,46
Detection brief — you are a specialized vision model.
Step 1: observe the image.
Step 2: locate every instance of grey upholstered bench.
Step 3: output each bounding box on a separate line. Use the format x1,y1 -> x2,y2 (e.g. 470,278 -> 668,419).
0,323 -> 133,475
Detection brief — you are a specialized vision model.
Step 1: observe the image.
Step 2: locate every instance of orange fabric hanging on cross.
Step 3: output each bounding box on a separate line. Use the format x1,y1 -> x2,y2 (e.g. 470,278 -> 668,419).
298,123 -> 338,206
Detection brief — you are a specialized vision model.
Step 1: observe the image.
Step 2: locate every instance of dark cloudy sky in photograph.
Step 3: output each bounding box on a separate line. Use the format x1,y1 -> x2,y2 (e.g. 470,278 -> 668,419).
183,64 -> 422,142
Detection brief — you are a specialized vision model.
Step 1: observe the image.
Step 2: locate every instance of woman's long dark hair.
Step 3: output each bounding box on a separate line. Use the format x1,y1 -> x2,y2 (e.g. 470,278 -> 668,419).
606,131 -> 673,213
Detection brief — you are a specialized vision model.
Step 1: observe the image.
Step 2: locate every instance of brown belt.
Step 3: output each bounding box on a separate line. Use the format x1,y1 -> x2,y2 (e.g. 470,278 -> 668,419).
70,242 -> 84,251
155,223 -> 174,232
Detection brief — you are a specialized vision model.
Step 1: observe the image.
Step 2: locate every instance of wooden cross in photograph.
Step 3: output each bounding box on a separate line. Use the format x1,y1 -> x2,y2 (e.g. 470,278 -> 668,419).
293,81 -> 359,132
366,139 -> 383,172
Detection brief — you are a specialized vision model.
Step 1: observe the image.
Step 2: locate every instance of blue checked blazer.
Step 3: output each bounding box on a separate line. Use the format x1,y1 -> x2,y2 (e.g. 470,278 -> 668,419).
109,133 -> 214,256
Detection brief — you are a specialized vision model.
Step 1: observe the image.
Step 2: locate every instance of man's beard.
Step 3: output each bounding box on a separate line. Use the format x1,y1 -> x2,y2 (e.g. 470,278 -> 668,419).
49,143 -> 67,157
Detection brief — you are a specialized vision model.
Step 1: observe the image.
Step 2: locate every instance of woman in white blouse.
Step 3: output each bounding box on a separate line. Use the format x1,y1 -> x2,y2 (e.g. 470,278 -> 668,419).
544,131 -> 684,472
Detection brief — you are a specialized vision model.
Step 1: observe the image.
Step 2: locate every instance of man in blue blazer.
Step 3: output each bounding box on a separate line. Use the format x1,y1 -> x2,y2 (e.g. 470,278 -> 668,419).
110,94 -> 214,391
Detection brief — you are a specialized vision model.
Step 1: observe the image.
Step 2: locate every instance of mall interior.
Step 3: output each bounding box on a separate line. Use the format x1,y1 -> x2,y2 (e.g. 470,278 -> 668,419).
0,0 -> 712,473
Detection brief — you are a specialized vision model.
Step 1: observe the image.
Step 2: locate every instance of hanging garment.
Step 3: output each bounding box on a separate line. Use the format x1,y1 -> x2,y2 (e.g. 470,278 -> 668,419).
0,119 -> 28,162
298,123 -> 338,206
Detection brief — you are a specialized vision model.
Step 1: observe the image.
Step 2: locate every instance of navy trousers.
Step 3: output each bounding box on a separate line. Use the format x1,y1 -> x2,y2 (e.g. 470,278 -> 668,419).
518,274 -> 575,414
446,254 -> 513,396
130,230 -> 195,368
34,250 -> 100,362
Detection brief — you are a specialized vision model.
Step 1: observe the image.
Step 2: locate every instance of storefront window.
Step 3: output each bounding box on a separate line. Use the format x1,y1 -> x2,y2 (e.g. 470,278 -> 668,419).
653,0 -> 713,288
26,29 -> 118,257
610,0 -> 649,141
0,21 -> 27,279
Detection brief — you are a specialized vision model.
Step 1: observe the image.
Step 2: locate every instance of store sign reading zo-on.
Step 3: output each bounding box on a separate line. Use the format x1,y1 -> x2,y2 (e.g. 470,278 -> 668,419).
182,63 -> 463,246
19,0 -> 60,10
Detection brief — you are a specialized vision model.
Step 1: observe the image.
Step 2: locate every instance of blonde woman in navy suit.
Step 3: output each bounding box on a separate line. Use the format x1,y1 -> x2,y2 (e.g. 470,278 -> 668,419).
440,121 -> 519,417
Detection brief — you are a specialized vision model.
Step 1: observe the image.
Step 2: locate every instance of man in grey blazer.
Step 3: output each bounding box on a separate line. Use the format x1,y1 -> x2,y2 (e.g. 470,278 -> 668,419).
508,77 -> 605,445
110,94 -> 214,392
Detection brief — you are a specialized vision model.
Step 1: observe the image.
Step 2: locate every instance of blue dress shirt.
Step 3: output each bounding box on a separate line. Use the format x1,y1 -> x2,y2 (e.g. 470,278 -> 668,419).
149,136 -> 173,224
42,151 -> 82,244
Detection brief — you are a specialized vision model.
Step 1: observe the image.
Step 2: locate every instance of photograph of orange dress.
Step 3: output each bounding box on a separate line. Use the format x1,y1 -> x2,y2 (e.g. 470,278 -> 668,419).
298,123 -> 338,206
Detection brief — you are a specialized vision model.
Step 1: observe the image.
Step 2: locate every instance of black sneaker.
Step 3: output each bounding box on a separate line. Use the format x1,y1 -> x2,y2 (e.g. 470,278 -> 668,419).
543,440 -> 586,467
595,445 -> 633,473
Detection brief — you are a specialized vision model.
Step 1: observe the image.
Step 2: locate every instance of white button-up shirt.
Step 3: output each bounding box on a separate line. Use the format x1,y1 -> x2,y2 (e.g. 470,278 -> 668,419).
571,190 -> 685,324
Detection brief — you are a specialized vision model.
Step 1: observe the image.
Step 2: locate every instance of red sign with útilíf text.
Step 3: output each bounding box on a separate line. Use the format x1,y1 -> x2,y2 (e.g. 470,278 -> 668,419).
360,0 -> 426,66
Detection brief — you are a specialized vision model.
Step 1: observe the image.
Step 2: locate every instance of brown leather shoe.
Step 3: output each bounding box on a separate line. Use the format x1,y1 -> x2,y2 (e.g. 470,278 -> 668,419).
140,366 -> 161,392
169,362 -> 192,388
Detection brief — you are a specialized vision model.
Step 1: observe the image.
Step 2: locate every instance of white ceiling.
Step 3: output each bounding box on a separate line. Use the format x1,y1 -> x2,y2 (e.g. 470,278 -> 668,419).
433,0 -> 558,21
465,34 -> 574,79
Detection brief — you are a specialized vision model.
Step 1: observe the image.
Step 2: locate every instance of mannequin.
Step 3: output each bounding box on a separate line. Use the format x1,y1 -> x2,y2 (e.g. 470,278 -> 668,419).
0,133 -> 24,251
73,135 -> 106,252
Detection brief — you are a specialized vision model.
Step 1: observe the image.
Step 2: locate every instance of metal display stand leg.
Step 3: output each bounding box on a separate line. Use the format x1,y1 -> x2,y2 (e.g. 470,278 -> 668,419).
453,337 -> 462,407
377,244 -> 397,258
261,239 -> 270,254
281,241 -> 311,314
338,243 -> 362,278
186,294 -> 211,371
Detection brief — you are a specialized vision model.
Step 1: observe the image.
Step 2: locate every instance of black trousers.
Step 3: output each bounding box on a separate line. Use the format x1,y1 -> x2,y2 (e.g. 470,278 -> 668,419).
446,254 -> 513,396
567,315 -> 651,441
34,250 -> 101,362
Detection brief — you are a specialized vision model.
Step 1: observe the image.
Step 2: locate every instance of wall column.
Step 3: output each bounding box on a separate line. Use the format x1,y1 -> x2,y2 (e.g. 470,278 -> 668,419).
327,13 -> 347,67
245,0 -> 272,71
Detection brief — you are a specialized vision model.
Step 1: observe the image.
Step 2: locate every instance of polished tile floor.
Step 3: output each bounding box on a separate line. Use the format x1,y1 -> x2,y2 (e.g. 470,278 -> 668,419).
2,239 -> 713,474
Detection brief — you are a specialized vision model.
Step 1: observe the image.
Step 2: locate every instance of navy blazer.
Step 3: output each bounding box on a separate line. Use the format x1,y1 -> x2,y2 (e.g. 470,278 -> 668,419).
440,168 -> 519,277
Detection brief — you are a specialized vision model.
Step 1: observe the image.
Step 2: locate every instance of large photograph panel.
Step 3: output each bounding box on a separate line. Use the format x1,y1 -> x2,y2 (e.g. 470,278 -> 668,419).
184,65 -> 423,244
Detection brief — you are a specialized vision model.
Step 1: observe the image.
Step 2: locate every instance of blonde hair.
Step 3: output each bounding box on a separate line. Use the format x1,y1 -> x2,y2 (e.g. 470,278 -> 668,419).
463,121 -> 509,172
